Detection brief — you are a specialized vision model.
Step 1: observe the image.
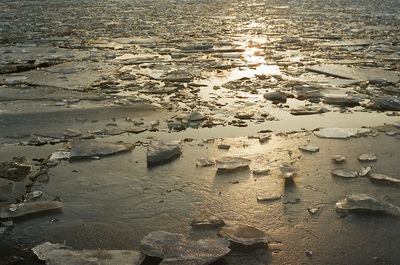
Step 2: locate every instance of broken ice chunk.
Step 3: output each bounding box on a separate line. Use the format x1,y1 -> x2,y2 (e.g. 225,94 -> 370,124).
314,128 -> 371,139
258,134 -> 271,143
306,64 -> 400,84
219,225 -> 269,246
332,169 -> 358,178
252,168 -> 271,176
0,157 -> 31,182
370,96 -> 400,111
263,91 -> 287,103
181,42 -> 213,51
191,216 -> 225,228
196,158 -> 215,167
217,143 -> 231,150
358,153 -> 377,162
70,140 -> 134,159
358,166 -> 372,177
63,129 -> 82,138
3,76 -> 28,85
48,151 -> 71,165
126,126 -> 147,134
0,201 -> 63,219
298,144 -> 319,153
256,194 -> 281,202
140,231 -> 230,265
32,242 -> 144,265
216,157 -> 251,171
290,106 -> 325,115
332,155 -> 346,163
323,95 -> 360,107
280,164 -> 297,179
163,70 -> 193,83
187,111 -> 206,122
234,111 -> 254,120
369,173 -> 400,185
308,208 -> 319,215
336,194 -> 400,216
147,140 -> 181,166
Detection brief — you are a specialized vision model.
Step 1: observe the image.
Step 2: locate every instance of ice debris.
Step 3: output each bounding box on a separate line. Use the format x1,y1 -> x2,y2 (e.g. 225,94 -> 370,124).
0,157 -> 31,182
47,151 -> 71,166
219,225 -> 269,246
32,242 -> 144,265
0,201 -> 63,219
371,96 -> 400,111
263,91 -> 287,103
290,106 -> 325,115
216,157 -> 251,171
298,144 -> 319,153
358,166 -> 372,177
147,140 -> 181,166
191,216 -> 225,228
187,111 -> 206,122
358,153 -> 377,162
257,194 -> 281,202
332,155 -> 346,163
217,143 -> 231,150
252,168 -> 271,176
307,64 -> 400,83
196,158 -> 215,167
314,128 -> 371,139
369,173 -> 400,185
332,169 -> 358,178
140,231 -> 230,265
336,194 -> 400,216
70,140 -> 134,159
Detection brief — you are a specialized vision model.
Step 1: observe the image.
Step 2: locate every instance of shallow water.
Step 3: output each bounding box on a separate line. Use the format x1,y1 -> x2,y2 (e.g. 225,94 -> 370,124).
2,132 -> 400,264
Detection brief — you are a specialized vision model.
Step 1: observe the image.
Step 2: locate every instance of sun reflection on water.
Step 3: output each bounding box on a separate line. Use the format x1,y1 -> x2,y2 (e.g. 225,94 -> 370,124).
198,31 -> 281,101
243,46 -> 266,65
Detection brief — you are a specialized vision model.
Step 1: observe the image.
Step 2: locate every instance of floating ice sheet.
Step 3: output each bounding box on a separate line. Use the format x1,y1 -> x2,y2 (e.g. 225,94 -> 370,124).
314,128 -> 371,139
219,225 -> 269,246
336,194 -> 400,216
0,201 -> 63,219
147,140 -> 181,166
307,64 -> 400,83
2,62 -> 116,90
332,169 -> 358,178
369,173 -> 400,185
216,157 -> 251,171
140,231 -> 230,265
32,242 -> 144,265
70,140 -> 134,159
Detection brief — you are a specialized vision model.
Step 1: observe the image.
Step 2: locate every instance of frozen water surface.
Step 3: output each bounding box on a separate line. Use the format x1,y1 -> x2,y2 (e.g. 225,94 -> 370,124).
1,0 -> 400,264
